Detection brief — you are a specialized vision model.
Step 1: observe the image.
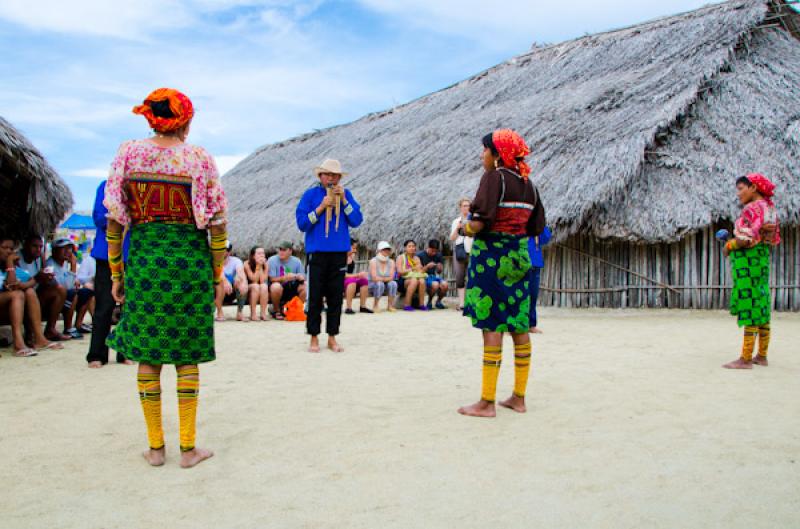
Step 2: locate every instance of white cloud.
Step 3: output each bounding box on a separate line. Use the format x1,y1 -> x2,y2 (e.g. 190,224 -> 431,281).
214,154 -> 248,175
71,168 -> 108,178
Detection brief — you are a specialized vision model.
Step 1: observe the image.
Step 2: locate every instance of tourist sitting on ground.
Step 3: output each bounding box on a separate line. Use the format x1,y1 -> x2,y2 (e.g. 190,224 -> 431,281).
75,249 -> 96,333
267,241 -> 306,320
0,237 -> 63,356
368,241 -> 397,312
244,246 -> 269,321
215,242 -> 248,322
450,198 -> 473,310
417,239 -> 448,309
396,239 -> 428,311
18,235 -> 70,341
344,241 -> 372,315
46,238 -> 95,339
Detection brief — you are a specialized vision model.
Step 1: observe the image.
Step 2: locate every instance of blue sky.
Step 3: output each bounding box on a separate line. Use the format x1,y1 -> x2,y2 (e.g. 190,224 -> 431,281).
0,0 -> 713,212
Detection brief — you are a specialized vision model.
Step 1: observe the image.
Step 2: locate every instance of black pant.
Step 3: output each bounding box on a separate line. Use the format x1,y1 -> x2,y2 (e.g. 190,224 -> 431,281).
86,259 -> 125,364
306,252 -> 347,336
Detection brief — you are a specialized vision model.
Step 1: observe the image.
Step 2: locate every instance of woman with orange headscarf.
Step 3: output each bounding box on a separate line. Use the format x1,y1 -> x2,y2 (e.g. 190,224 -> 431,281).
104,88 -> 227,468
458,129 -> 545,418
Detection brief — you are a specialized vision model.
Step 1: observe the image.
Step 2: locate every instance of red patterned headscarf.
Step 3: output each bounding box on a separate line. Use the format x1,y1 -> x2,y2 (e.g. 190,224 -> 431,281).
132,88 -> 194,133
746,173 -> 775,205
492,129 -> 531,180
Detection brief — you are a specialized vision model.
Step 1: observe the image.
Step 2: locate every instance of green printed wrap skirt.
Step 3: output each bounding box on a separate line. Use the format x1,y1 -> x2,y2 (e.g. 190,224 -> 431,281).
463,232 -> 532,333
107,222 -> 216,364
730,243 -> 771,327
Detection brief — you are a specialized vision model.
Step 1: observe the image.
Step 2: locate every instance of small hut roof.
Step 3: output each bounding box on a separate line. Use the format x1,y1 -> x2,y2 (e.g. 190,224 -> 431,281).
225,0 -> 800,250
0,117 -> 73,240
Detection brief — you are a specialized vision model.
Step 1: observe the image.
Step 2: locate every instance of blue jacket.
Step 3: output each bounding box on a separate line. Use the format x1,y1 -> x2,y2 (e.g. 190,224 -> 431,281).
91,181 -> 130,262
296,184 -> 363,253
527,226 -> 552,268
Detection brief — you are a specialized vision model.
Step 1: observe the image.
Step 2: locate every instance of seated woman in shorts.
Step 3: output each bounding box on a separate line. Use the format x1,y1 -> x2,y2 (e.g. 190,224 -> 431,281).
368,241 -> 397,312
243,246 -> 269,321
344,241 -> 372,314
395,240 -> 428,311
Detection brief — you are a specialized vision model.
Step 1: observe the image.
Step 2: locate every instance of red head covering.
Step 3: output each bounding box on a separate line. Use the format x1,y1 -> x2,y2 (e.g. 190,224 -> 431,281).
132,88 -> 194,133
492,129 -> 531,180
746,173 -> 775,205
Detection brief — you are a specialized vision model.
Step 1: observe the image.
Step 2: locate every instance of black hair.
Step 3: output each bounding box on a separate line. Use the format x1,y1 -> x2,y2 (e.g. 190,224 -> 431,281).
427,239 -> 440,250
403,239 -> 416,248
482,133 -> 498,156
24,233 -> 43,244
150,99 -> 175,119
247,246 -> 263,272
736,176 -> 753,187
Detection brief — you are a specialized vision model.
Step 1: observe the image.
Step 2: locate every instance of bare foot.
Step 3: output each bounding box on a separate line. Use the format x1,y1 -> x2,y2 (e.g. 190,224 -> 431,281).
236,312 -> 245,321
530,327 -> 543,334
118,359 -> 134,365
143,447 -> 166,467
499,395 -> 527,413
180,447 -> 214,468
88,361 -> 103,369
752,355 -> 769,366
328,337 -> 344,353
457,400 -> 496,418
309,336 -> 321,353
722,358 -> 753,369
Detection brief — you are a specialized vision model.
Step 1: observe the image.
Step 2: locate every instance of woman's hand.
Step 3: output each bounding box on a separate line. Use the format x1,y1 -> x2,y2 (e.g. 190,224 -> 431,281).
112,280 -> 125,304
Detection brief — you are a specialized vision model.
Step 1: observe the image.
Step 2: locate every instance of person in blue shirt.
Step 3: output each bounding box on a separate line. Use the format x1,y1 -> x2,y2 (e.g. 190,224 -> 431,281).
295,159 -> 363,353
86,180 -> 132,368
527,226 -> 552,333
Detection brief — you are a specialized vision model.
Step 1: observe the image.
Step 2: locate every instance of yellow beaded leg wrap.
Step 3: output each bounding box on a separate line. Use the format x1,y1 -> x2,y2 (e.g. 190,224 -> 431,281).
512,342 -> 532,398
757,324 -> 771,358
481,345 -> 502,403
741,326 -> 758,362
177,366 -> 200,452
137,373 -> 164,450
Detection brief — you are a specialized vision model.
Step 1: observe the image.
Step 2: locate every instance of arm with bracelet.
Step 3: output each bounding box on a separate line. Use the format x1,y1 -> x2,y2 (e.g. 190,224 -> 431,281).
209,227 -> 227,285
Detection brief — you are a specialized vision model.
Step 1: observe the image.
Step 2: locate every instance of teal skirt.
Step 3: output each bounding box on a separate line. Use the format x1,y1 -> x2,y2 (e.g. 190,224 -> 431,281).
107,223 -> 216,365
463,232 -> 532,333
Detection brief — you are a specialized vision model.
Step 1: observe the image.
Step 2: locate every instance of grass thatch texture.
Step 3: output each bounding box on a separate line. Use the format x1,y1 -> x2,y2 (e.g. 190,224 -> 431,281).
224,0 -> 798,251
0,117 -> 73,239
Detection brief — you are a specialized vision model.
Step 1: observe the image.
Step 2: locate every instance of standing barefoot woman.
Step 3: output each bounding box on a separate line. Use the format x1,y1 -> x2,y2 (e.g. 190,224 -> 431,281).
105,88 -> 228,467
458,130 -> 545,418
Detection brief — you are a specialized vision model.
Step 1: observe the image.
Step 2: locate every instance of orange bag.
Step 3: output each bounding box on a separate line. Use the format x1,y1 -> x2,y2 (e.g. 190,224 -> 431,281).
283,296 -> 307,321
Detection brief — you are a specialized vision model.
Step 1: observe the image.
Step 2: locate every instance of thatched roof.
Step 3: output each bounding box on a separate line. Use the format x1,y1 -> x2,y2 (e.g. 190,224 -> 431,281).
0,117 -> 73,240
225,0 -> 800,250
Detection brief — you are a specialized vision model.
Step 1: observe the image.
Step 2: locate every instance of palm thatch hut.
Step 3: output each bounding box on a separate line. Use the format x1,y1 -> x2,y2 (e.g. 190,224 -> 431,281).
0,117 -> 73,240
225,0 -> 800,311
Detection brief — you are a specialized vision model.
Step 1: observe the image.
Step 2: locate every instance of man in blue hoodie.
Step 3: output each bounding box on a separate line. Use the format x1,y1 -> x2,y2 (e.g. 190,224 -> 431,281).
296,159 -> 363,353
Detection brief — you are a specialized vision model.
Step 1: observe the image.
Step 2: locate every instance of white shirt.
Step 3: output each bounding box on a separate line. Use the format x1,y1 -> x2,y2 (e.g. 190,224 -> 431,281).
77,255 -> 96,285
451,217 -> 473,253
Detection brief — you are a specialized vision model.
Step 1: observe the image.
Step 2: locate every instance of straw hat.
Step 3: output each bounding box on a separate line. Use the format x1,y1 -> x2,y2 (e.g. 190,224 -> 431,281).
313,158 -> 348,177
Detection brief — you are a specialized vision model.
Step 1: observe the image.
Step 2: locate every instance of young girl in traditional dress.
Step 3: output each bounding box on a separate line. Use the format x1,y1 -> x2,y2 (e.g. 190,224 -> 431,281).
722,173 -> 780,369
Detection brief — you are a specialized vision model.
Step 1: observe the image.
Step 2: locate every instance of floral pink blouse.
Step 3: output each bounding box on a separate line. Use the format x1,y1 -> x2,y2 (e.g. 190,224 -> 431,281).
103,139 -> 227,229
734,199 -> 781,246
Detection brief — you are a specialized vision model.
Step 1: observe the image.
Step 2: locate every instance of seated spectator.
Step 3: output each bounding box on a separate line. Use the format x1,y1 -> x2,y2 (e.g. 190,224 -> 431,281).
244,246 -> 269,321
18,234 -> 70,341
368,241 -> 397,312
46,238 -> 95,339
75,249 -> 96,333
344,241 -> 372,315
0,237 -> 62,356
215,242 -> 248,322
267,241 -> 306,320
418,239 -> 448,309
396,239 -> 428,311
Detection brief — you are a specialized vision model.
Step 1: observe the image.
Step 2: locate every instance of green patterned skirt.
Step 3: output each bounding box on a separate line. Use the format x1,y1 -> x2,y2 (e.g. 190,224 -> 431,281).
463,232 -> 532,333
107,223 -> 215,365
730,244 -> 771,327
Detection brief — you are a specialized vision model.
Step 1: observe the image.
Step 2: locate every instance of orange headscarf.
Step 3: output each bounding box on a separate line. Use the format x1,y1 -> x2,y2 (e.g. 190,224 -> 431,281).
492,129 -> 531,180
132,88 -> 194,133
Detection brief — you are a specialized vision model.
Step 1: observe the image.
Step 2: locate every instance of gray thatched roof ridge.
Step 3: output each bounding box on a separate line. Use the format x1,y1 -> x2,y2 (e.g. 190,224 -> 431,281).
224,0 -> 800,250
0,117 -> 73,239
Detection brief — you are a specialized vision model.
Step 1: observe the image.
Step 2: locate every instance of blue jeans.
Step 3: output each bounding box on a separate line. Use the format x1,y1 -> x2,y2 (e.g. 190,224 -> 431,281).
529,267 -> 541,328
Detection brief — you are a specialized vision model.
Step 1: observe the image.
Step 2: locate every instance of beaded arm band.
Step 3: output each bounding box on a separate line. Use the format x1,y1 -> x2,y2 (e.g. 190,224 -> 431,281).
209,231 -> 227,285
107,227 -> 124,281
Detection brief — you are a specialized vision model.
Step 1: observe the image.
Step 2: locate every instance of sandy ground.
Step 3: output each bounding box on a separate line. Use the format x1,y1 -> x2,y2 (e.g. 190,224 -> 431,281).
1,306 -> 799,529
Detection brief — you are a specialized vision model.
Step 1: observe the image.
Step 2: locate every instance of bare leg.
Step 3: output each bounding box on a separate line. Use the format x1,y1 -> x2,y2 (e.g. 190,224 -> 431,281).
328,335 -> 344,352
457,287 -> 465,309
308,335 -> 321,353
417,280 -> 427,308
259,284 -> 269,320
40,285 -> 69,339
269,283 -> 283,315
214,283 -> 225,320
458,331 -> 502,417
404,279 -> 417,307
0,291 -> 31,354
248,284 -> 259,320
345,283 -> 357,311
23,288 -> 59,350
358,284 -> 368,309
75,297 -> 94,329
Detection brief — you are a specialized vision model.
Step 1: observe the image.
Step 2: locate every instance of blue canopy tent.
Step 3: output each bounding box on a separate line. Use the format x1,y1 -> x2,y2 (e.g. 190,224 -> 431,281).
60,213 -> 94,230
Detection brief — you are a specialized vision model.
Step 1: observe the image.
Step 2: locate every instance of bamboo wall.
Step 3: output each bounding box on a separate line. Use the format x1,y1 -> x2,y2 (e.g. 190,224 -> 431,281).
536,226 -> 800,311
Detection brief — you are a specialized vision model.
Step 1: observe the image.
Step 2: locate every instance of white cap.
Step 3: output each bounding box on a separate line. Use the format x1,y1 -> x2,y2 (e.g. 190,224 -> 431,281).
377,241 -> 392,252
